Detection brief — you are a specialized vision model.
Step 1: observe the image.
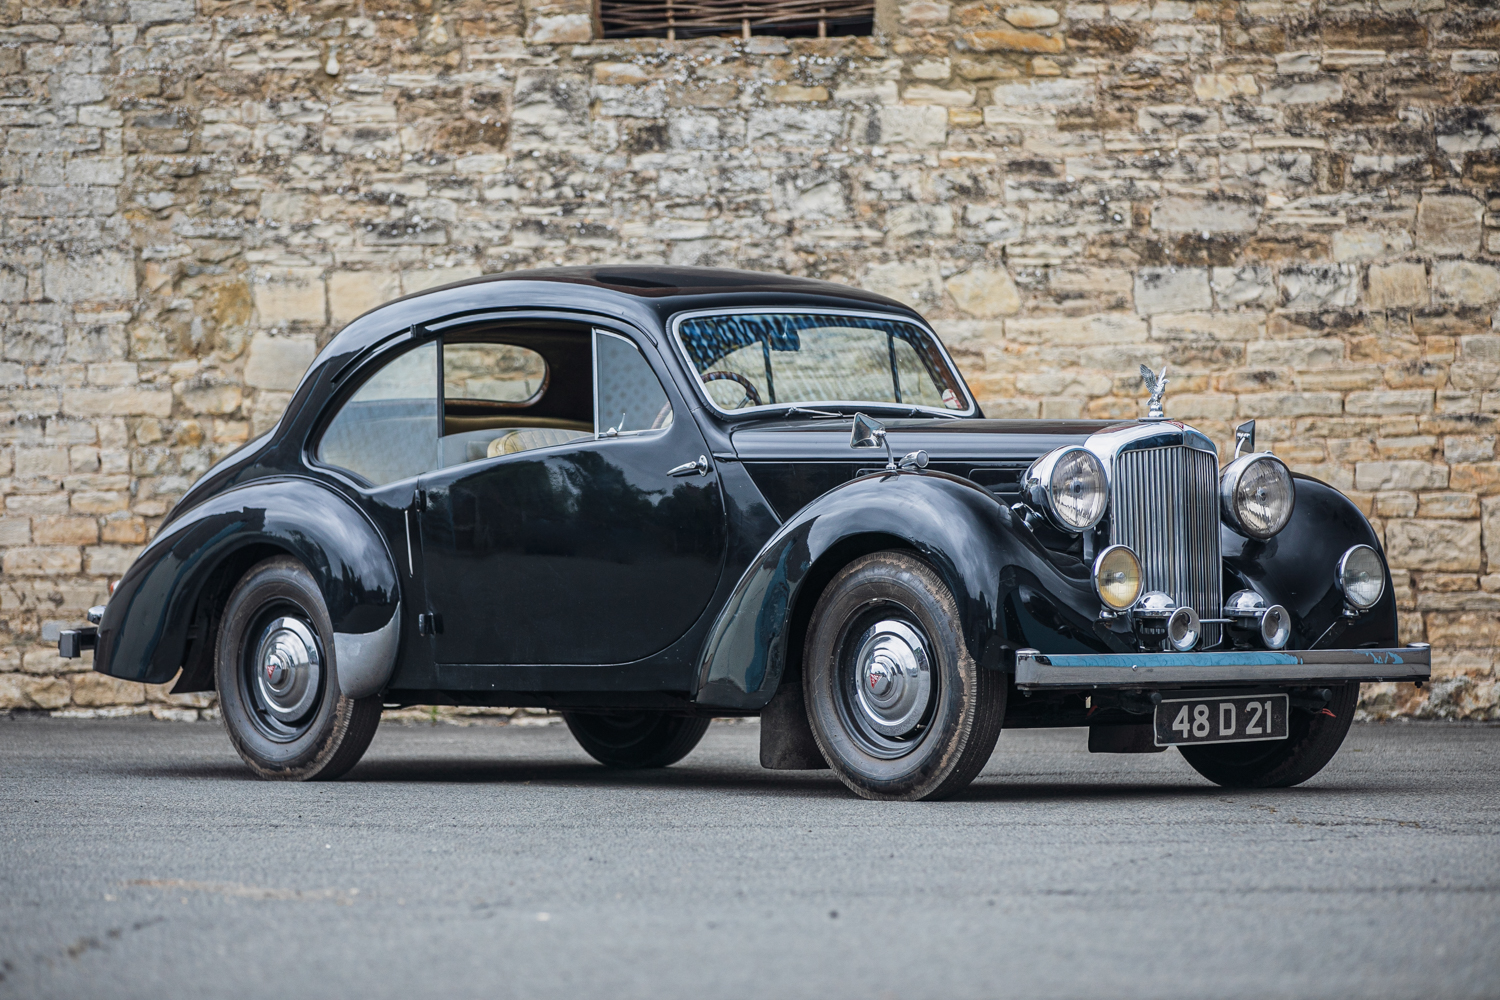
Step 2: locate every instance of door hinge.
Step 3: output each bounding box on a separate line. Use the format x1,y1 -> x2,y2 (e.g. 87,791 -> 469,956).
412,489 -> 427,512
417,612 -> 443,636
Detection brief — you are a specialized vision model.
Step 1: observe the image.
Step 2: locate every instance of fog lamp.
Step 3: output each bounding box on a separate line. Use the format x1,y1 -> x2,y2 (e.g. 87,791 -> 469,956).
1337,544 -> 1385,611
1093,545 -> 1143,611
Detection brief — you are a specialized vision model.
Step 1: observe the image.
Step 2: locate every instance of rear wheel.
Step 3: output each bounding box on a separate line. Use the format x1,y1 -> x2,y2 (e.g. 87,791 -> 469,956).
563,712 -> 710,768
215,556 -> 382,780
803,551 -> 1005,801
1178,683 -> 1359,788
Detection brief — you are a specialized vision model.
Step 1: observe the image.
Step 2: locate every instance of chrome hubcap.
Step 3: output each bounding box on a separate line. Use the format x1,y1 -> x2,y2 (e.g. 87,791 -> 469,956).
851,619 -> 932,739
252,617 -> 321,724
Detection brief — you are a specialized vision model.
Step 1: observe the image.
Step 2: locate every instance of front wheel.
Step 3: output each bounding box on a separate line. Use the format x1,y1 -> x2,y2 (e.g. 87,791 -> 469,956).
1178,683 -> 1359,788
215,556 -> 382,780
803,551 -> 1005,801
563,712 -> 711,768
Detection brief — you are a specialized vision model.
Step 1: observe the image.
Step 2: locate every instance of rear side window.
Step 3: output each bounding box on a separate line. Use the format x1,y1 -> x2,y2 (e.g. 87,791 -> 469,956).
317,341 -> 439,486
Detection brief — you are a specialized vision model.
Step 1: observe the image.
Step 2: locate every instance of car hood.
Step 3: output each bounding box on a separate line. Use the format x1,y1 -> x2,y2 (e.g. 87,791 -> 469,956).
730,417 -> 1124,463
727,417 -> 1143,520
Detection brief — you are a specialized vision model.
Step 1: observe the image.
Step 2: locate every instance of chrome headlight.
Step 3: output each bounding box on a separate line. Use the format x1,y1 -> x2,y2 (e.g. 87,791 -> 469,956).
1026,446 -> 1108,532
1337,544 -> 1385,610
1219,453 -> 1295,539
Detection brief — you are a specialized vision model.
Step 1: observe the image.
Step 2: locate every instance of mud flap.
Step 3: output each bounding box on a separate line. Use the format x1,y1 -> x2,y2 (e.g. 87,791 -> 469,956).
759,672 -> 829,770
1088,722 -> 1167,754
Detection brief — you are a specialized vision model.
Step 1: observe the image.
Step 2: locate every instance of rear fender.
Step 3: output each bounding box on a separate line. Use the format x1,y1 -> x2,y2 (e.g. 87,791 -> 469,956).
693,471 -> 1107,710
94,478 -> 401,697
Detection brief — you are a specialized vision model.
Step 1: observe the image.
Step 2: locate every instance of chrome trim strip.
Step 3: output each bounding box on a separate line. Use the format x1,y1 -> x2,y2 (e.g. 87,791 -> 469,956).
1084,420 -> 1217,473
1014,646 -> 1431,689
665,306 -> 979,420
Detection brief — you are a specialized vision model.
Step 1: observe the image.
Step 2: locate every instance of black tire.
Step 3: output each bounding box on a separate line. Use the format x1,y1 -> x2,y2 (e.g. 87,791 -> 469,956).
803,551 -> 1005,801
563,712 -> 711,768
1178,683 -> 1359,788
215,556 -> 382,780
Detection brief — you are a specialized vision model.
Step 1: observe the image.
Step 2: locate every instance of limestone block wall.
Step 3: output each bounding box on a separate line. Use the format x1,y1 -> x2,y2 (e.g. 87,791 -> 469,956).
1,0 -> 1497,719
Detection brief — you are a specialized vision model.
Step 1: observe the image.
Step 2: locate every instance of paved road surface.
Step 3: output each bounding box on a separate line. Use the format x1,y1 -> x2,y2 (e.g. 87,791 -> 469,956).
1,716 -> 1496,999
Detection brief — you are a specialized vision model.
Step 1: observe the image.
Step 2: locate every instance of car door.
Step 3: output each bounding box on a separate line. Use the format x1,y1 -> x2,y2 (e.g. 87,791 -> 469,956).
415,323 -> 727,666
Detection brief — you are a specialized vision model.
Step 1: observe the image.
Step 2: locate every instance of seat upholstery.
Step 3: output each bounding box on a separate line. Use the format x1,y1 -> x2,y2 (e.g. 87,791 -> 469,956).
486,427 -> 591,458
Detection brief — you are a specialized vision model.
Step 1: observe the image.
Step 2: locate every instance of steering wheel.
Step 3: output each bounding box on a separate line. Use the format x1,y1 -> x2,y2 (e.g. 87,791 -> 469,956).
700,371 -> 762,408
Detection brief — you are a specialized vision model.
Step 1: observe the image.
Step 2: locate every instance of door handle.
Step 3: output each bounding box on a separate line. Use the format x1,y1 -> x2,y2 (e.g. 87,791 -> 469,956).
668,455 -> 709,477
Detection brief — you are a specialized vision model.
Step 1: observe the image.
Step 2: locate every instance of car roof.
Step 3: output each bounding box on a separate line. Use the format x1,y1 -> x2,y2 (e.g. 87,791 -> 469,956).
400,265 -> 902,302
319,265 -> 921,363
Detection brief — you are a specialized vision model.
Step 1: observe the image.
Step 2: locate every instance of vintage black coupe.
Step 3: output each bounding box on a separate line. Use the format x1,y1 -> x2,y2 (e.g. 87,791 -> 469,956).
60,267 -> 1429,800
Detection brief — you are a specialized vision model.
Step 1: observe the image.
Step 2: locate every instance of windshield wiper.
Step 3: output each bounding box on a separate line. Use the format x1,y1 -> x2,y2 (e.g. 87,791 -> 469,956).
783,406 -> 844,419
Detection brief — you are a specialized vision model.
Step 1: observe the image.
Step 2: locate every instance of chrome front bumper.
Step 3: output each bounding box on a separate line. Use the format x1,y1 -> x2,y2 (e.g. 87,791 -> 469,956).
1015,645 -> 1430,691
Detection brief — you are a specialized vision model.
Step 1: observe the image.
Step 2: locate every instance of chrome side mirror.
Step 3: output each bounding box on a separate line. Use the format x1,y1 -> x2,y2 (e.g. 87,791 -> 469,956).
850,412 -> 898,471
1233,419 -> 1255,459
850,412 -> 886,451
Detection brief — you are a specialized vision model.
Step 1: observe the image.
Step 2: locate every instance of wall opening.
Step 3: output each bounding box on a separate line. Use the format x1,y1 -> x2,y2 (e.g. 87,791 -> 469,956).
597,0 -> 873,40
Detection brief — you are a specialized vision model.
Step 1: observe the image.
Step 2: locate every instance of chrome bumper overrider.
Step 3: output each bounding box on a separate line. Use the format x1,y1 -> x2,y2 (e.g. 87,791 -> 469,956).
1014,645 -> 1431,690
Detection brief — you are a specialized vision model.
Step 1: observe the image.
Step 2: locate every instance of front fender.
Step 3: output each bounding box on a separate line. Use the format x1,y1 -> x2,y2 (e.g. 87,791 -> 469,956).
693,471 -> 1111,710
94,478 -> 402,696
1224,474 -> 1398,650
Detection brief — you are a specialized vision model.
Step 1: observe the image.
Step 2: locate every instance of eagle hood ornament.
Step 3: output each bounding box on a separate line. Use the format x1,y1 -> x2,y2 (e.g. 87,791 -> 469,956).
1139,364 -> 1168,419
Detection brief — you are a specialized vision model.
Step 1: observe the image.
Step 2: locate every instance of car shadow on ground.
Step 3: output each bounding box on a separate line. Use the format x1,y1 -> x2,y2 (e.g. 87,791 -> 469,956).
104,756 -> 1368,802
345,757 -> 856,795
106,757 -> 847,796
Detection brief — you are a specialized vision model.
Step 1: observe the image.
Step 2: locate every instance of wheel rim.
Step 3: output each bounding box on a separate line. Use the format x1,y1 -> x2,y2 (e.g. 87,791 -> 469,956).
242,609 -> 324,742
836,607 -> 937,759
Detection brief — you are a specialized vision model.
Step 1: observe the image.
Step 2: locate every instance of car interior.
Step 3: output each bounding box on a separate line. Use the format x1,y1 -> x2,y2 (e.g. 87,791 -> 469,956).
316,321 -> 673,488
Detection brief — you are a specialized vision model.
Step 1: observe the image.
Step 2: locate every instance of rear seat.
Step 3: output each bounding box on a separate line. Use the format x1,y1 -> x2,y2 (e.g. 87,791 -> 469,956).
485,427 -> 592,458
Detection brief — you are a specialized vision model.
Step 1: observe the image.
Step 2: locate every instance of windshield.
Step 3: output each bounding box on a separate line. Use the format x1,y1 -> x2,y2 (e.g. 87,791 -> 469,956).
675,312 -> 970,415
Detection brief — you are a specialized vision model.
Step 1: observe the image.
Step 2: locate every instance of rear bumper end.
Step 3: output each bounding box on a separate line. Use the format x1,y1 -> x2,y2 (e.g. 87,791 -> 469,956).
58,627 -> 98,659
1015,644 -> 1430,691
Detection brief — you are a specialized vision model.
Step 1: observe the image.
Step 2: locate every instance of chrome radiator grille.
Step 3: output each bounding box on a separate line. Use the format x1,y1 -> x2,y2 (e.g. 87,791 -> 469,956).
1111,445 -> 1222,646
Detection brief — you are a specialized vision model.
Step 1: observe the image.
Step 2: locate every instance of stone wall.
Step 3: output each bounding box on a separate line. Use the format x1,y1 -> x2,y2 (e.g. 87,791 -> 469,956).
1,0 -> 1497,720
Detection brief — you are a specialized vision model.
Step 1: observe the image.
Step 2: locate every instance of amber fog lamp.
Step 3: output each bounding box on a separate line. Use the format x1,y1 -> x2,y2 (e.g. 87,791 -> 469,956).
1026,446 -> 1108,532
1337,544 -> 1385,610
1093,544 -> 1143,611
1220,453 -> 1295,539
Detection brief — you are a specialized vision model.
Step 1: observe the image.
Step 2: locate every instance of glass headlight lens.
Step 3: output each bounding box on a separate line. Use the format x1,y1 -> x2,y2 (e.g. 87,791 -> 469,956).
1027,446 -> 1108,531
1338,544 -> 1385,610
1220,453 -> 1295,539
1093,545 -> 1143,611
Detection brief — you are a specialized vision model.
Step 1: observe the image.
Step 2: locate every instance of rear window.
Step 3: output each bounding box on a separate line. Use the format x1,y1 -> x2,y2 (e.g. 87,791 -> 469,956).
444,342 -> 547,406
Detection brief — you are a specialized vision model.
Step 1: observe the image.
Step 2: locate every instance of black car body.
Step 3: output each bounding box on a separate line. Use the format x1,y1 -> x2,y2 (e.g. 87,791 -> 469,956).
61,267 -> 1429,799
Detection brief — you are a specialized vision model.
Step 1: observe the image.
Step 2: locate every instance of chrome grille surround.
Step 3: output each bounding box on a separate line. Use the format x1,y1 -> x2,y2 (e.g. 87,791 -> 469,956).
1087,424 -> 1222,648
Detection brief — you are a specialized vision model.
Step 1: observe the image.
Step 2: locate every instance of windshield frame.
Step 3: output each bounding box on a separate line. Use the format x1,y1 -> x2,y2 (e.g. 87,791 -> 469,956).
667,306 -> 978,420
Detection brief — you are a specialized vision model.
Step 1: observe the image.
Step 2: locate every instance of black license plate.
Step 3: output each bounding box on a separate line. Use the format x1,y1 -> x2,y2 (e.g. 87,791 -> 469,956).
1153,694 -> 1288,747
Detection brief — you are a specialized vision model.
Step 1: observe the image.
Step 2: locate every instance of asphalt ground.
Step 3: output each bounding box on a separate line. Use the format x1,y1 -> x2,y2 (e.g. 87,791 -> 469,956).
0,715 -> 1496,1000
